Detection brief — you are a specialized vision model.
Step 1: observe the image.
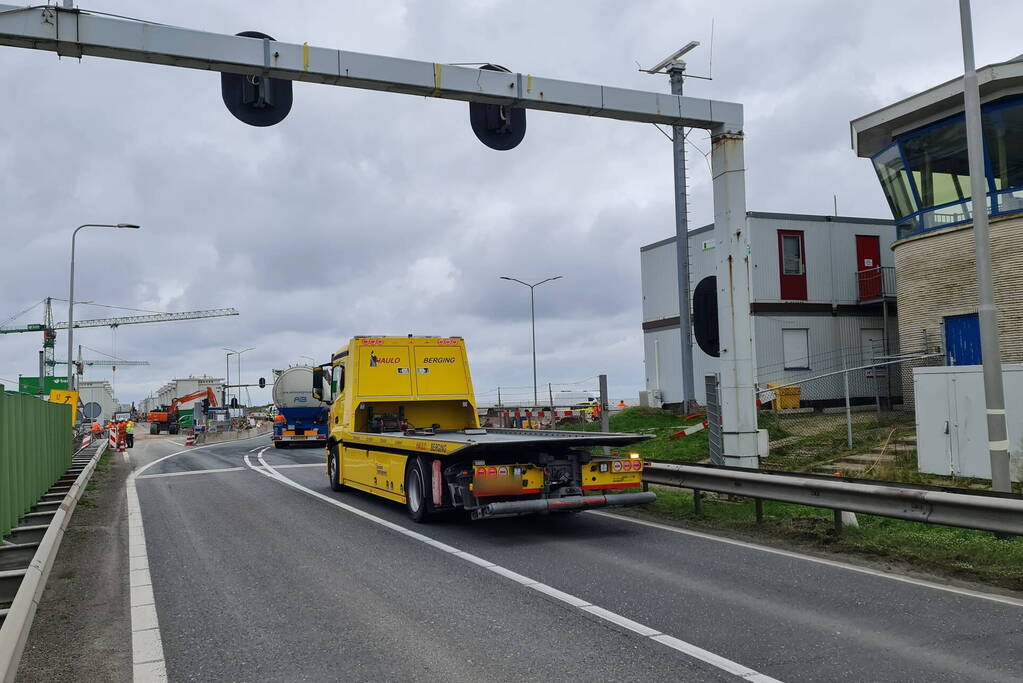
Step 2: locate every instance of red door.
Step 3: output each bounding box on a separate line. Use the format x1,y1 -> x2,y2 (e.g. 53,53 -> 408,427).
778,230 -> 807,300
855,235 -> 882,300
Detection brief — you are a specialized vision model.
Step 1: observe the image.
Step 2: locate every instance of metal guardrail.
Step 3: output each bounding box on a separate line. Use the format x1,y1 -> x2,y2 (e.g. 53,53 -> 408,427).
643,462 -> 1023,536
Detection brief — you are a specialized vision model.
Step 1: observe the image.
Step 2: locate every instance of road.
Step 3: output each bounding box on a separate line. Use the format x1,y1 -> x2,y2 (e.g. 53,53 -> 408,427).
128,436 -> 1023,682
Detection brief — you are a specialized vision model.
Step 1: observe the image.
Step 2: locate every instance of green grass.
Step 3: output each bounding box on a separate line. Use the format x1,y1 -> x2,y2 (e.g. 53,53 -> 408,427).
559,407 -> 710,463
630,487 -> 1023,591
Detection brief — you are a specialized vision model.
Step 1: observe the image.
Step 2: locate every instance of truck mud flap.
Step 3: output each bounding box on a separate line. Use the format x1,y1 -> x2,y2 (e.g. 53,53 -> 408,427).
474,492 -> 655,520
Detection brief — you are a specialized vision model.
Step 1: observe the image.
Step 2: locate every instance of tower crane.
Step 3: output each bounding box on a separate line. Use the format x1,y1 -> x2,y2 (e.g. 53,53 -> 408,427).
0,298 -> 239,381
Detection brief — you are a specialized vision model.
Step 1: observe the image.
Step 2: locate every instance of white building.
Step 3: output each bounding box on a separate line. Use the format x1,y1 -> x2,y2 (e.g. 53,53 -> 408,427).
640,211 -> 898,407
148,377 -> 225,412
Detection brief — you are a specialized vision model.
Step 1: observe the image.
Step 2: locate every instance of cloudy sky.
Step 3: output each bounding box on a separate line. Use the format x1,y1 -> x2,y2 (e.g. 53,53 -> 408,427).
1,0 -> 1020,408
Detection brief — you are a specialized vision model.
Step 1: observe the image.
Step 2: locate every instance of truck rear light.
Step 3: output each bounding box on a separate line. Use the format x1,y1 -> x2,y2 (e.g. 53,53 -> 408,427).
622,460 -> 633,471
476,467 -> 487,477
487,466 -> 497,476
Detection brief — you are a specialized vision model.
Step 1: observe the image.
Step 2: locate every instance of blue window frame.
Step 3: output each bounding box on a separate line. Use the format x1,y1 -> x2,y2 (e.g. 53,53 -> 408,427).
872,95 -> 1023,239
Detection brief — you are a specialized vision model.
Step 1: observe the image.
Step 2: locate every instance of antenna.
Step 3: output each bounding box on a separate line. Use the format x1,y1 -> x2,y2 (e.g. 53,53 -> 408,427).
641,41 -> 700,74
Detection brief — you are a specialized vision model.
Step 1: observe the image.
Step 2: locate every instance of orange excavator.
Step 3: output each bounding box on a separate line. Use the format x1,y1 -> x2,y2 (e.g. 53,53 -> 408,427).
147,387 -> 219,435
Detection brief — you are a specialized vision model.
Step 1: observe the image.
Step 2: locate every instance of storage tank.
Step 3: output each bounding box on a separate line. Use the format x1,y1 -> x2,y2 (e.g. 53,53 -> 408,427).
272,366 -> 325,420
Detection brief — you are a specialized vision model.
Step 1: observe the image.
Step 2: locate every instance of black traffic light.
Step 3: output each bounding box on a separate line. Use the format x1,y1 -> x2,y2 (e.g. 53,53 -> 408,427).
469,64 -> 526,150
258,377 -> 266,389
221,31 -> 294,127
230,397 -> 239,408
201,398 -> 210,412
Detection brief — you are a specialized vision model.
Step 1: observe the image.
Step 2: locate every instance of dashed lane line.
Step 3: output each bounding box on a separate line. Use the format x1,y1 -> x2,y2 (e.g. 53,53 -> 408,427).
249,452 -> 783,683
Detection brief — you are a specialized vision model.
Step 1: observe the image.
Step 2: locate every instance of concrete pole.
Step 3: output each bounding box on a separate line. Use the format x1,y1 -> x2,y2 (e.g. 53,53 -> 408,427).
959,0 -> 1011,491
710,131 -> 759,468
668,63 -> 696,412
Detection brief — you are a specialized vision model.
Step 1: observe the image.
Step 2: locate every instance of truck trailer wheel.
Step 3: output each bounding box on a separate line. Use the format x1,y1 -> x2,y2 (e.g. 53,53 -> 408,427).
150,423 -> 159,435
404,457 -> 430,523
274,442 -> 287,449
169,424 -> 179,435
328,446 -> 344,492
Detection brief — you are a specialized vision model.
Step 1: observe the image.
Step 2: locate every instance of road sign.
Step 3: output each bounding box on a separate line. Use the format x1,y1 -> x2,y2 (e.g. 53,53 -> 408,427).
49,389 -> 79,425
82,401 -> 101,419
18,376 -> 68,394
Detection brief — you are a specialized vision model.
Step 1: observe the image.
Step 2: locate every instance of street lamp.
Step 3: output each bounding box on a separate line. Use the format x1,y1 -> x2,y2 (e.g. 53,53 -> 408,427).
67,223 -> 140,390
223,347 -> 255,407
499,275 -> 563,407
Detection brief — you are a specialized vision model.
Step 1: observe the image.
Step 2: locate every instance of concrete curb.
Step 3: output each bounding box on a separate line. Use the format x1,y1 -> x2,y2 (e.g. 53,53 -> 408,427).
0,439 -> 108,683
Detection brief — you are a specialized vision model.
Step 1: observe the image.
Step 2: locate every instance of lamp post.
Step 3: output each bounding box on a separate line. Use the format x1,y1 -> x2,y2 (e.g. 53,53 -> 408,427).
499,275 -> 563,407
67,223 -> 140,390
223,347 -> 254,407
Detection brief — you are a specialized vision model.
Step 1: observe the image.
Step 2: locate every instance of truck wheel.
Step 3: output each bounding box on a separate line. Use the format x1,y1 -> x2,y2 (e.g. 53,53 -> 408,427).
328,446 -> 344,492
404,457 -> 430,523
150,423 -> 158,435
273,442 -> 286,449
169,424 -> 179,435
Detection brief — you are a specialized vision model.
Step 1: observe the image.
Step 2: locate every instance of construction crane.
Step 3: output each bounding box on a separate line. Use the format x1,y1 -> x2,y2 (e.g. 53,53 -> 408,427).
0,298 -> 239,381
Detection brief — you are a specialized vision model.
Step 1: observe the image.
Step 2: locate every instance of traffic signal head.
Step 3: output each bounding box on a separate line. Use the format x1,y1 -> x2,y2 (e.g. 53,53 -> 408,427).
258,377 -> 266,389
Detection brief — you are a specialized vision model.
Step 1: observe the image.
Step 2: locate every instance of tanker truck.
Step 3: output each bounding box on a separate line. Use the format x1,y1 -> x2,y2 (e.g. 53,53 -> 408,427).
271,365 -> 329,448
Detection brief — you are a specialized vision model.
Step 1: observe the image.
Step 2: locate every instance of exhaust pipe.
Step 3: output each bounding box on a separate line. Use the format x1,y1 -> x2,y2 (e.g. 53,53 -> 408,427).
475,492 -> 655,519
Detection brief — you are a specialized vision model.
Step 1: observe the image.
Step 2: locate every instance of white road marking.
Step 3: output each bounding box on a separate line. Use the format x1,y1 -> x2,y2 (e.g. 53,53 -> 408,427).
126,474 -> 168,682
589,511 -> 1023,609
265,463 -> 322,469
249,453 -> 782,683
127,432 -> 271,682
137,467 -> 245,479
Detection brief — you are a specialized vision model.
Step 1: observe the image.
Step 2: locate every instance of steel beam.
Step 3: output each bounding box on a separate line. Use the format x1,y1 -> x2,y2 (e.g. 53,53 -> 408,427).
0,4 -> 742,132
644,462 -> 1023,536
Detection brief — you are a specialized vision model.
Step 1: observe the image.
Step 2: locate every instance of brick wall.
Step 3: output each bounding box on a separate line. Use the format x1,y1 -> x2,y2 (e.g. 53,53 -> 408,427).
893,213 -> 1023,401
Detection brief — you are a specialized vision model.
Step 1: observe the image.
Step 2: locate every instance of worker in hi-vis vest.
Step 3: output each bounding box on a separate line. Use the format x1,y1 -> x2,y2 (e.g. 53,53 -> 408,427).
125,420 -> 135,448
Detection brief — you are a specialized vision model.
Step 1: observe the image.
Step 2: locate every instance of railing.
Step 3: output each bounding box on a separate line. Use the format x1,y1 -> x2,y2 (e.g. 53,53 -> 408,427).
855,266 -> 896,302
0,387 -> 73,539
643,462 -> 1023,536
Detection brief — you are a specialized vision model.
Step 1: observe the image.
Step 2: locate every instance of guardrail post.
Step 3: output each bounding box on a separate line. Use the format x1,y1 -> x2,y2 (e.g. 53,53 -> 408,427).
833,509 -> 844,535
693,489 -> 703,516
755,498 -> 764,524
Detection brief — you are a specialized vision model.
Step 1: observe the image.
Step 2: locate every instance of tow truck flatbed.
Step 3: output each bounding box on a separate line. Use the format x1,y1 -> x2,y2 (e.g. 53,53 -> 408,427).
343,428 -> 653,457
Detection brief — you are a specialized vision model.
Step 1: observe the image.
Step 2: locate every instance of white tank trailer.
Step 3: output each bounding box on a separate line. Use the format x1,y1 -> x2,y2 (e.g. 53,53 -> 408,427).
271,365 -> 328,448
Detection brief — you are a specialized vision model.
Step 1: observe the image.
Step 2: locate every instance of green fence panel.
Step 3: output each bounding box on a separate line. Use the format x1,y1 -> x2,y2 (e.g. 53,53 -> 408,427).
0,385 -> 73,539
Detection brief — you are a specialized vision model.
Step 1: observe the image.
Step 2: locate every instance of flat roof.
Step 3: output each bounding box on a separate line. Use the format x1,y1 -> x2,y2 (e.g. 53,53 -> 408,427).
639,211 -> 894,252
851,55 -> 1023,157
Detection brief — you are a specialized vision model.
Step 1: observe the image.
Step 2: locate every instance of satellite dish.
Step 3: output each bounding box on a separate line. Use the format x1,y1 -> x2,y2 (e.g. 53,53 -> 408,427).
692,276 -> 720,357
82,401 -> 101,419
469,64 -> 526,151
221,31 -> 294,127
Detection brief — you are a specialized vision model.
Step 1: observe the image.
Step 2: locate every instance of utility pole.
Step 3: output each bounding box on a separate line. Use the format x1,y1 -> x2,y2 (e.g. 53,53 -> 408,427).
645,42 -> 701,412
668,59 -> 695,412
958,0 -> 1011,491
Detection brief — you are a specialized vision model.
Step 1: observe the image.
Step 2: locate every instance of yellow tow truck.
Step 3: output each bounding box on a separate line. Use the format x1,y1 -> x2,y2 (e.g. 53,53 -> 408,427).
312,336 -> 655,521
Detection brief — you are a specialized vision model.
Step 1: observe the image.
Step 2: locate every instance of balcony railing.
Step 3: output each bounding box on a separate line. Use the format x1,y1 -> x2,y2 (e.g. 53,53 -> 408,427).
856,266 -> 895,303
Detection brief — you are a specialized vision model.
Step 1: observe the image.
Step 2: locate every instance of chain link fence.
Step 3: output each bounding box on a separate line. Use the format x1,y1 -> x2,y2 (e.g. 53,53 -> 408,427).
755,344 -> 944,479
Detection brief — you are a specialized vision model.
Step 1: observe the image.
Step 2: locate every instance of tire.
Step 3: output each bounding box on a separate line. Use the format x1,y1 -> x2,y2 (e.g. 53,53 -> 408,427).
404,457 -> 430,523
149,423 -> 159,435
169,424 -> 179,435
273,442 -> 286,449
328,446 -> 344,492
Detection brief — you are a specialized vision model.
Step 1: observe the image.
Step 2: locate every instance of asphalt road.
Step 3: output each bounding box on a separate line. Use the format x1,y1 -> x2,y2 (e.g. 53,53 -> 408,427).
131,436 -> 1023,683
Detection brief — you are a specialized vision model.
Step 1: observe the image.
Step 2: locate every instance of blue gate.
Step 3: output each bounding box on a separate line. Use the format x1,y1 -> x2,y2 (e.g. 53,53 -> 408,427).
944,313 -> 981,365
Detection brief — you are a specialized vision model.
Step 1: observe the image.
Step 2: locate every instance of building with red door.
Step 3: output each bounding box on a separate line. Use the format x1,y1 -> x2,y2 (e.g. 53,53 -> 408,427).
640,211 -> 897,406
850,53 -> 1023,400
